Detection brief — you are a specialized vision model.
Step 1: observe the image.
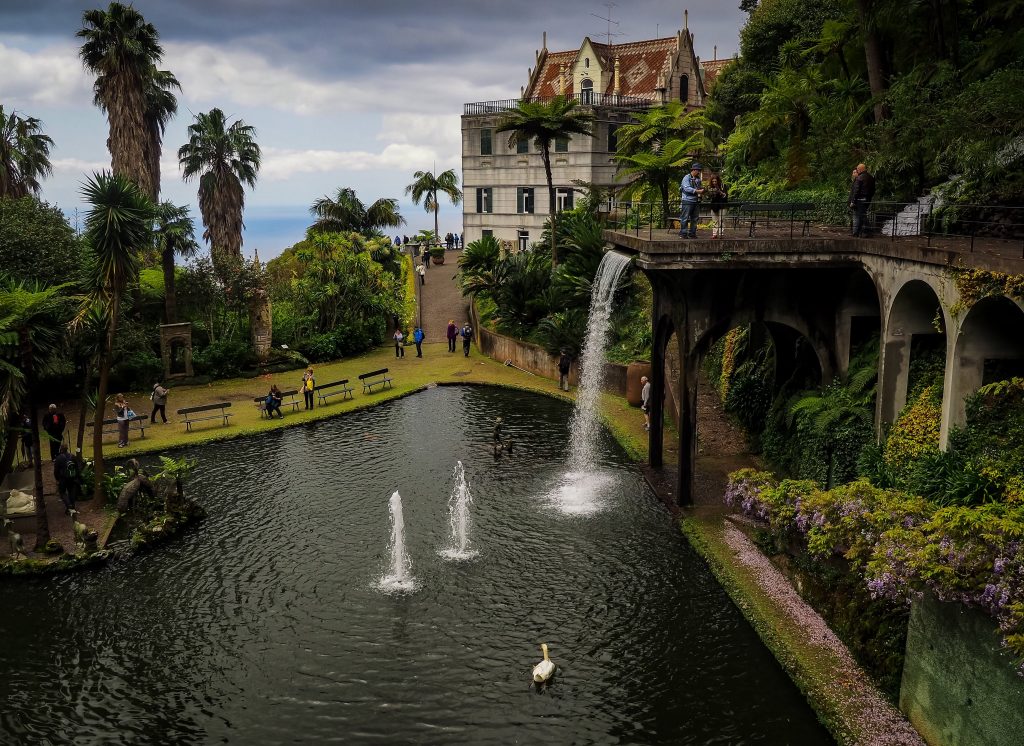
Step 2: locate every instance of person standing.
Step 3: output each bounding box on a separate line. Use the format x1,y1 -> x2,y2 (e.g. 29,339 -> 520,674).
446,320 -> 458,353
150,382 -> 169,424
417,262 -> 425,285
393,328 -> 405,358
558,350 -> 572,392
413,327 -> 425,357
41,404 -> 67,460
678,162 -> 704,238
54,444 -> 76,513
19,412 -> 33,465
394,235 -> 402,246
113,393 -> 131,448
850,163 -> 876,237
302,367 -> 316,410
640,375 -> 651,431
421,247 -> 430,270
706,174 -> 728,239
461,322 -> 474,357
455,233 -> 461,249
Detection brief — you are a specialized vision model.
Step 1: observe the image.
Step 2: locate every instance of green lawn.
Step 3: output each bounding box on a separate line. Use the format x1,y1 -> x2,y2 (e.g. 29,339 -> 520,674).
84,343 -> 650,460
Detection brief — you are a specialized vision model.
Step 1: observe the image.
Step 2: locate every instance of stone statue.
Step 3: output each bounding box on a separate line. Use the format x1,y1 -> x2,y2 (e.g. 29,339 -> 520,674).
117,459 -> 156,513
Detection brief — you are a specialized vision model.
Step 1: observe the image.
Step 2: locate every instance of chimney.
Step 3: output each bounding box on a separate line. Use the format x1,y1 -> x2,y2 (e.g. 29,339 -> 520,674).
714,45 -> 717,60
543,31 -> 547,50
613,55 -> 621,94
559,63 -> 567,94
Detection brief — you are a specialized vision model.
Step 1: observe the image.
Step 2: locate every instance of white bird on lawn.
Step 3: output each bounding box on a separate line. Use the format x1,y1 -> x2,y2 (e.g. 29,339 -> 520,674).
532,643 -> 556,683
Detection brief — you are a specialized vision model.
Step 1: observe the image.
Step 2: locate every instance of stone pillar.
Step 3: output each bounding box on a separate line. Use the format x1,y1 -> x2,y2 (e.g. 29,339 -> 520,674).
649,326 -> 665,469
877,324 -> 912,432
250,288 -> 273,362
159,323 -> 193,379
677,346 -> 698,506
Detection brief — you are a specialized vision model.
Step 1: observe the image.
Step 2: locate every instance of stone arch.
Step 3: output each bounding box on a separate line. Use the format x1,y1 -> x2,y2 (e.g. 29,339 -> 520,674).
835,268 -> 883,378
878,279 -> 947,426
581,78 -> 593,104
941,295 -> 1024,442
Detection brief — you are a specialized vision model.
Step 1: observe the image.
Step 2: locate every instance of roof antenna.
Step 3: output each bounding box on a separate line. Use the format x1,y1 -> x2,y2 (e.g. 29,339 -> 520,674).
590,2 -> 622,48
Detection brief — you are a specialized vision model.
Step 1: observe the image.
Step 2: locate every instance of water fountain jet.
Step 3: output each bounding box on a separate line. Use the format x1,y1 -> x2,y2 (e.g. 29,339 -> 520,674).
440,461 -> 478,561
379,490 -> 416,592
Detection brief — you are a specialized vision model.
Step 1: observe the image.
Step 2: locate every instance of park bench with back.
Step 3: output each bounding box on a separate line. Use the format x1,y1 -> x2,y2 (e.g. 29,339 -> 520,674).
737,202 -> 816,238
253,389 -> 301,417
315,379 -> 354,406
87,414 -> 148,441
177,402 -> 233,432
359,368 -> 392,394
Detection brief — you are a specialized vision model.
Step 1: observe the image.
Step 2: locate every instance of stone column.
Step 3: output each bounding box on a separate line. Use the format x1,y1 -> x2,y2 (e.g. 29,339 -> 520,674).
250,288 -> 273,362
676,345 -> 698,506
649,321 -> 665,469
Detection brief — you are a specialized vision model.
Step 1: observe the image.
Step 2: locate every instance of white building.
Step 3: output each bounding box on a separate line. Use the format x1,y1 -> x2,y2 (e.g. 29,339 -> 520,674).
461,18 -> 709,248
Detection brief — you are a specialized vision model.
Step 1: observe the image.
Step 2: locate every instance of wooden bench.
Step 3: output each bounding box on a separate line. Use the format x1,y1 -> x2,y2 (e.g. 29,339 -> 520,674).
315,379 -> 354,406
177,402 -> 233,432
253,389 -> 301,417
359,368 -> 392,394
87,414 -> 148,440
738,202 -> 815,238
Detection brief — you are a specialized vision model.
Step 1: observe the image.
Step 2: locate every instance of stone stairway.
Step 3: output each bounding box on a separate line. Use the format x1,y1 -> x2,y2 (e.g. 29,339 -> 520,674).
416,250 -> 470,343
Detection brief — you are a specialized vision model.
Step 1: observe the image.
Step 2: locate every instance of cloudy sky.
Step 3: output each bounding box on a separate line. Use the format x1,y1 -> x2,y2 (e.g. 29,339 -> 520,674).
1,0 -> 745,258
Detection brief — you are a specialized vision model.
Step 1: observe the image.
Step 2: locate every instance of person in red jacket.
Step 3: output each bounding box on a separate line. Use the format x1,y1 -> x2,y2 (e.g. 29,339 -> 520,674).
42,404 -> 67,461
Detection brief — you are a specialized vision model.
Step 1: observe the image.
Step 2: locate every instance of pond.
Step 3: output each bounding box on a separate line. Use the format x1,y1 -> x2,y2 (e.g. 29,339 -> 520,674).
0,386 -> 832,744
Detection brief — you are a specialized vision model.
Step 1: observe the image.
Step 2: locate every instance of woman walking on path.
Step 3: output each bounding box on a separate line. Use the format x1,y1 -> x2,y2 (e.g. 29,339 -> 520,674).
151,382 -> 169,423
113,394 -> 132,448
706,174 -> 728,238
302,368 -> 316,410
446,320 -> 458,352
393,329 -> 405,358
417,263 -> 425,285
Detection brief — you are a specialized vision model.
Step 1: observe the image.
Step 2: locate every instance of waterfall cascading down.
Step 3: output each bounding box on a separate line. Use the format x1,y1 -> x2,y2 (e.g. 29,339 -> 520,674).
553,250 -> 633,515
440,461 -> 477,560
379,490 -> 415,591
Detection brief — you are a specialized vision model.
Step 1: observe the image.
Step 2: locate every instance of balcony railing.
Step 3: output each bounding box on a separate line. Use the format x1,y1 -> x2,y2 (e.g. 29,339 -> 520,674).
463,92 -> 656,116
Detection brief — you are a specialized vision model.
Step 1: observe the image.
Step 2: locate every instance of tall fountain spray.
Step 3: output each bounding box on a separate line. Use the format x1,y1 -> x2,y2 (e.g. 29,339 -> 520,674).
440,461 -> 478,560
379,490 -> 415,592
553,250 -> 633,515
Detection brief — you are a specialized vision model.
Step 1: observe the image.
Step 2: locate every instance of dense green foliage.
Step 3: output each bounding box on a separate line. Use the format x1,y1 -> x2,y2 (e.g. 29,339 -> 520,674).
710,0 -> 1024,210
0,198 -> 83,286
457,209 -> 651,361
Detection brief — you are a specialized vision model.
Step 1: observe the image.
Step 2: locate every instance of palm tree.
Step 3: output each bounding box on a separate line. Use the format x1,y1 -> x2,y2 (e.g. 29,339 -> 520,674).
614,139 -> 694,226
81,171 -> 152,504
155,202 -> 199,323
405,169 -> 462,241
614,100 -> 709,156
0,106 -> 54,199
178,108 -> 261,283
497,96 -> 594,265
309,187 -> 405,236
78,2 -> 163,198
0,281 -> 69,549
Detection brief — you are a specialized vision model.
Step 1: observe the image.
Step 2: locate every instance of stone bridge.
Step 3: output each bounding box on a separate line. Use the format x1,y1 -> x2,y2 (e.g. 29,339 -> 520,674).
605,229 -> 1024,504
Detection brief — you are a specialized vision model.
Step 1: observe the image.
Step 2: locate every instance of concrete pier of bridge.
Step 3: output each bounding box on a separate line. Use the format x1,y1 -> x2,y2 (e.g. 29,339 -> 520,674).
606,229 -> 1024,505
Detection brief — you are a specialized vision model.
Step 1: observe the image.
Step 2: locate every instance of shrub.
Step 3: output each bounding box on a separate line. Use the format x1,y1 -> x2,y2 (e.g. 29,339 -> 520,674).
192,339 -> 255,379
110,350 -> 164,391
884,386 -> 942,473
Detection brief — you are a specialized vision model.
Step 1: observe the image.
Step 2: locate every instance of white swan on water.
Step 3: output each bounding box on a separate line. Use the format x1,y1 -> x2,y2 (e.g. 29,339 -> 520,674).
532,643 -> 555,683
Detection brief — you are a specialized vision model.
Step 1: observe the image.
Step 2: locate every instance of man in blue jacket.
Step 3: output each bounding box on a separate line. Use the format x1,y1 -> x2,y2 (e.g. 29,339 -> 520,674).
413,327 -> 425,357
679,162 -> 704,238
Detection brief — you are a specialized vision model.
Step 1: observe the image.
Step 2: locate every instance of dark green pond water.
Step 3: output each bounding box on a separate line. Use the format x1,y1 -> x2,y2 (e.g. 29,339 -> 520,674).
0,386 -> 831,744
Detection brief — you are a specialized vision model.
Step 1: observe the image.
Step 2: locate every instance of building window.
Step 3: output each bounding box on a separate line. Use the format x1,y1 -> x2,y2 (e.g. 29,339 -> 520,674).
556,187 -> 574,212
476,187 -> 493,213
581,78 -> 593,104
584,57 -> 590,68
680,74 -> 689,103
482,229 -> 493,238
608,125 -> 618,152
555,136 -> 569,153
480,128 -> 492,155
517,137 -> 529,154
518,230 -> 529,252
517,187 -> 535,214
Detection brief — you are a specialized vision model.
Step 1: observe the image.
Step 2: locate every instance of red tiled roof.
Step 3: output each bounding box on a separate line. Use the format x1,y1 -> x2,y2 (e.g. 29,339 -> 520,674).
529,36 -> 681,99
701,58 -> 735,90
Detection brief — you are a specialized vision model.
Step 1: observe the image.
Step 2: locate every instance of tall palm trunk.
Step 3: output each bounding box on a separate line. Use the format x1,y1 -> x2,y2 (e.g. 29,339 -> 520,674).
162,247 -> 177,323
0,412 -> 19,483
75,360 -> 92,459
92,290 -> 120,504
541,145 -> 558,266
19,328 -> 50,549
856,0 -> 889,123
432,192 -> 440,241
